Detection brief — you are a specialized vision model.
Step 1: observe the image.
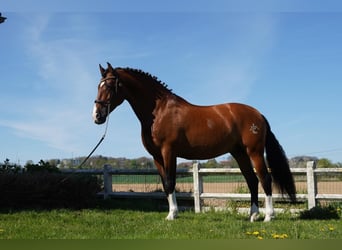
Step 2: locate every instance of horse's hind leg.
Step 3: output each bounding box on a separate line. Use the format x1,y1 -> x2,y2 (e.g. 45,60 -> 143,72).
249,153 -> 274,222
232,152 -> 260,222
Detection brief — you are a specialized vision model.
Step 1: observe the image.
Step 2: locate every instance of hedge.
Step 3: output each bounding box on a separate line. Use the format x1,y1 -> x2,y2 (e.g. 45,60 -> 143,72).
0,172 -> 101,209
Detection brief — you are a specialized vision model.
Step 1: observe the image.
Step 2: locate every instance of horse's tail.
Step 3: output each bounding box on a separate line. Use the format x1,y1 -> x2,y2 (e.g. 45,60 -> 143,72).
263,115 -> 296,202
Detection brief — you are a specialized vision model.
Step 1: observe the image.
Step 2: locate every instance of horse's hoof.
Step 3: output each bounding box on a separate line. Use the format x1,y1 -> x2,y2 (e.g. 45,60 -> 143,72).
263,213 -> 274,222
263,216 -> 271,222
250,212 -> 259,222
165,211 -> 178,220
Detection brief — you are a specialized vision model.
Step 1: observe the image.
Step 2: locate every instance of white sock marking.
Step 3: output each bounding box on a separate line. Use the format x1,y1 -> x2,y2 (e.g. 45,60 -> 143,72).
264,195 -> 274,222
166,191 -> 178,220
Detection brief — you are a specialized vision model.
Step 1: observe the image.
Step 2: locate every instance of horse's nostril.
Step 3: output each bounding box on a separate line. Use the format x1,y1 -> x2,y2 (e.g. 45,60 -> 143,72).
96,113 -> 101,119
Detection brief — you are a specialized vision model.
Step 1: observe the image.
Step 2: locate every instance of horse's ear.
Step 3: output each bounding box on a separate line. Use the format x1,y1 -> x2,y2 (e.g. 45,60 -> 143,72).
99,64 -> 106,77
107,62 -> 114,72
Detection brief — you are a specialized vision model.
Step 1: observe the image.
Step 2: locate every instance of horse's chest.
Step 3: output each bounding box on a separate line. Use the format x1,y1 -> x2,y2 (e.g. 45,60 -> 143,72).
150,120 -> 173,145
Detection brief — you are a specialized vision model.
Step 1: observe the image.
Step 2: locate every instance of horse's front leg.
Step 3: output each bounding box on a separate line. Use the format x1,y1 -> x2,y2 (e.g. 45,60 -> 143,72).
153,156 -> 178,220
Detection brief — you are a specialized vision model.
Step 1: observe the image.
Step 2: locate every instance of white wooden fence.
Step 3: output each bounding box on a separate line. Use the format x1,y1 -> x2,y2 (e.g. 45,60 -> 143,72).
62,161 -> 342,212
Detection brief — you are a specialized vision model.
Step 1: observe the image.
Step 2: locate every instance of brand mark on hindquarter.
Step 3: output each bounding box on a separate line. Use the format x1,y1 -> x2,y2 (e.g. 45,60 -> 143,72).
249,123 -> 259,134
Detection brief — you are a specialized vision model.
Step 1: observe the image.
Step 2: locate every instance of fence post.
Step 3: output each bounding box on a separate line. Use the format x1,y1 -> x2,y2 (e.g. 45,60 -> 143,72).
103,164 -> 112,199
306,161 -> 317,209
193,162 -> 203,213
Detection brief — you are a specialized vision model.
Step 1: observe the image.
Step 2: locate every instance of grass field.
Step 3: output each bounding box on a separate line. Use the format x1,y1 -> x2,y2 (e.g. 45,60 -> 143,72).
0,200 -> 341,239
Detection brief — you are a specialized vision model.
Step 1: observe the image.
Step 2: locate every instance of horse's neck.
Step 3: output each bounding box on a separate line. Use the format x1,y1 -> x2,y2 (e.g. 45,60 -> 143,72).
121,73 -> 176,129
125,89 -> 156,128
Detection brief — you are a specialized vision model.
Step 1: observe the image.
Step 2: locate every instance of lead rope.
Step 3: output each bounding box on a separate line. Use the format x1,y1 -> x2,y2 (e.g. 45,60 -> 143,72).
78,104 -> 111,168
60,104 -> 111,183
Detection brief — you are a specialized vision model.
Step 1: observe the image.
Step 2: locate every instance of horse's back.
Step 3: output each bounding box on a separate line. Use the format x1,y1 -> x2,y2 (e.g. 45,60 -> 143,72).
190,102 -> 265,133
226,103 -> 263,118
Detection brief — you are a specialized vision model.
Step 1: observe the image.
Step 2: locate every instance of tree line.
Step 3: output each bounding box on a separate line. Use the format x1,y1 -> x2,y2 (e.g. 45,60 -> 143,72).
2,155 -> 341,172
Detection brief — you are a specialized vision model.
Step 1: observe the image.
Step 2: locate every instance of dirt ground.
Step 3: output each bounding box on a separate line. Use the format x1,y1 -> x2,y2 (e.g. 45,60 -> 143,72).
112,181 -> 342,194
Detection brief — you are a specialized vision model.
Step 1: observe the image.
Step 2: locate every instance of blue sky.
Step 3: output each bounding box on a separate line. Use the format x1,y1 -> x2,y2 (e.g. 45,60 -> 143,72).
1,1 -> 342,165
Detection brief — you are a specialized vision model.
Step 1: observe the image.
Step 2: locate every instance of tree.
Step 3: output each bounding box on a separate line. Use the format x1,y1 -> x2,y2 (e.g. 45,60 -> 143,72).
202,159 -> 219,168
317,158 -> 334,168
225,156 -> 239,168
25,160 -> 60,173
0,158 -> 21,173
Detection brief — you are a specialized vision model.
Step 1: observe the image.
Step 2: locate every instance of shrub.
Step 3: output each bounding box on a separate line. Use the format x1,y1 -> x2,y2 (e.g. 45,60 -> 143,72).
0,159 -> 21,174
24,160 -> 60,173
299,205 -> 340,220
0,172 -> 101,209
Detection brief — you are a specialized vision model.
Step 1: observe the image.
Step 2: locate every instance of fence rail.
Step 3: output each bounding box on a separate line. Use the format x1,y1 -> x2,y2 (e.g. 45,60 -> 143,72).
62,161 -> 342,212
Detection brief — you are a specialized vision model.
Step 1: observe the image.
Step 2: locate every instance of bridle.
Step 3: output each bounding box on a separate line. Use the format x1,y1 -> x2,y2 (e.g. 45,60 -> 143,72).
77,76 -> 120,169
94,76 -> 120,106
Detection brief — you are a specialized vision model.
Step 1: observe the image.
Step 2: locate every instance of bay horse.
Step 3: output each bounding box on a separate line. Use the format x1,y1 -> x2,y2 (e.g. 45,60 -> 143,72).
92,63 -> 296,222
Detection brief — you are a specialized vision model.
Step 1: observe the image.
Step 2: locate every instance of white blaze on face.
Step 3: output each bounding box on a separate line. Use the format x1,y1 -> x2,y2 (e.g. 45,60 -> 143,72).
93,81 -> 107,122
92,104 -> 98,122
100,81 -> 106,88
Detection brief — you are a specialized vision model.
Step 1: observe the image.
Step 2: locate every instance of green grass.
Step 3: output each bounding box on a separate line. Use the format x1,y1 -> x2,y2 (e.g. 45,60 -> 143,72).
0,206 -> 340,239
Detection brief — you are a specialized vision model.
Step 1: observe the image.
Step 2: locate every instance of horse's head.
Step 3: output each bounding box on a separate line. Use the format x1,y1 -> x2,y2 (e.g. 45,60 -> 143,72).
93,62 -> 124,124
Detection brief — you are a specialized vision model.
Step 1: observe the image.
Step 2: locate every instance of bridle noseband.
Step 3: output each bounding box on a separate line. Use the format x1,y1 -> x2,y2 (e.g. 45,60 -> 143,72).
94,76 -> 120,106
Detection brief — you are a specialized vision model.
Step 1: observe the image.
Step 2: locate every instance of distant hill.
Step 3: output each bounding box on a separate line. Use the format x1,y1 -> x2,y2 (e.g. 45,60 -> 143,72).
288,156 -> 318,168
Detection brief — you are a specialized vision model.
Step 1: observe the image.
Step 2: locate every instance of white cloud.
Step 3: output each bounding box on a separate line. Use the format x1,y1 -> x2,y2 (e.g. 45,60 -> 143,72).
1,13 -> 155,159
0,14 -> 100,156
172,14 -> 277,106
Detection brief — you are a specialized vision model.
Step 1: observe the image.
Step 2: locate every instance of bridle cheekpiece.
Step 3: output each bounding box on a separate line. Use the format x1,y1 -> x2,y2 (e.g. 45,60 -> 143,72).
94,76 -> 120,106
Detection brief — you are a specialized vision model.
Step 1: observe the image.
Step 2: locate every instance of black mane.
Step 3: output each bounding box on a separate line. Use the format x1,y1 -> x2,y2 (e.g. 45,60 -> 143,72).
119,67 -> 173,94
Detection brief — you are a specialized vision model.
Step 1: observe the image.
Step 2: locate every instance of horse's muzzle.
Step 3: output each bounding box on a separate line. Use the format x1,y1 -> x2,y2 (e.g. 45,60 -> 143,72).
94,116 -> 106,125
93,105 -> 107,124
94,112 -> 107,124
